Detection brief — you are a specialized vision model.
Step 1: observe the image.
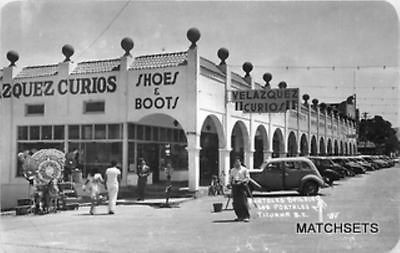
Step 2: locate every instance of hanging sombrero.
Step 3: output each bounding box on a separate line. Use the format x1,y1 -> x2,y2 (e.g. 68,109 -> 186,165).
30,149 -> 66,183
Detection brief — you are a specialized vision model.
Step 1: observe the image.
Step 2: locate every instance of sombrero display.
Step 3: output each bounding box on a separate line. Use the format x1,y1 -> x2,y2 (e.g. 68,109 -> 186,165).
25,149 -> 66,184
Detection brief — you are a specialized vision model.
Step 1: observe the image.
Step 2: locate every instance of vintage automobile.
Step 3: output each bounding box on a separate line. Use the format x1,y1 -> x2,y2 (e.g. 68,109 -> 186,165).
331,157 -> 366,174
308,157 -> 343,185
249,157 -> 325,196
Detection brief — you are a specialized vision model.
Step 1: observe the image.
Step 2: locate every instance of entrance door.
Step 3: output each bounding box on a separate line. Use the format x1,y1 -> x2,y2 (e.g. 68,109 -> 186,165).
137,143 -> 160,183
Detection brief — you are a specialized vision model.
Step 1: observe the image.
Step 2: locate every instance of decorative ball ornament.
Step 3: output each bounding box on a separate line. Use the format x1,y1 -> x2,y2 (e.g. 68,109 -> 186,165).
302,94 -> 310,104
217,48 -> 229,65
278,81 -> 287,89
263,73 -> 272,88
242,62 -> 253,77
312,99 -> 319,106
7,50 -> 19,66
62,44 -> 74,62
121,37 -> 134,56
187,28 -> 201,48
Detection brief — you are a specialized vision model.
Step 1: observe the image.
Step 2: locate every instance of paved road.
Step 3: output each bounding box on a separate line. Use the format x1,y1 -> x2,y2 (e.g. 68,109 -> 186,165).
1,166 -> 400,253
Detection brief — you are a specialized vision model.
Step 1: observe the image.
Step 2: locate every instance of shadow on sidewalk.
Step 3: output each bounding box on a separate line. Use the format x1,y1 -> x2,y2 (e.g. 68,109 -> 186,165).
212,219 -> 239,223
76,213 -> 112,216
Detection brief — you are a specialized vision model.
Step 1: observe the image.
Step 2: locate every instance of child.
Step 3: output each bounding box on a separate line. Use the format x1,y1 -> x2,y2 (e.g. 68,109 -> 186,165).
83,170 -> 104,215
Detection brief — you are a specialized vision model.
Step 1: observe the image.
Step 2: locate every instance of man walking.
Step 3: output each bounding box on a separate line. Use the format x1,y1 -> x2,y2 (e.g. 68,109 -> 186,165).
230,157 -> 250,222
137,158 -> 151,201
105,160 -> 121,215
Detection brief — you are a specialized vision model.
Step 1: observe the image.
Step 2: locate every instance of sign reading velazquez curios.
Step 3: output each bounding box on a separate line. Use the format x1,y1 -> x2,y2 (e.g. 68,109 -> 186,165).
232,88 -> 300,113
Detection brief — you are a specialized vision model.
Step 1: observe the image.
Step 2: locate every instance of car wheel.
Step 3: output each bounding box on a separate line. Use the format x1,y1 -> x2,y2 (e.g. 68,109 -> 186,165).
301,181 -> 319,196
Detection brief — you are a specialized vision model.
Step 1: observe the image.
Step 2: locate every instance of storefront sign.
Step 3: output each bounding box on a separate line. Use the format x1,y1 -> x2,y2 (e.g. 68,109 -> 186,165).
134,71 -> 180,110
232,88 -> 299,113
0,76 -> 117,99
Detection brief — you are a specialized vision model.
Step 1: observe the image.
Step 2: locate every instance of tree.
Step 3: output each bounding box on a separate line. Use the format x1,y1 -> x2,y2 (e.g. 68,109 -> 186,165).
358,115 -> 399,155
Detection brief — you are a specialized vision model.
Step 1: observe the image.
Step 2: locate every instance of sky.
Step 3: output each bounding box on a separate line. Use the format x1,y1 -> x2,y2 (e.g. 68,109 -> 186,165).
1,0 -> 399,126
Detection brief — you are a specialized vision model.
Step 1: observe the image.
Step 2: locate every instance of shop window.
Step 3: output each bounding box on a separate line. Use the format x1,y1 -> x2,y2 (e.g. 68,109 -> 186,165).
84,101 -> 105,113
152,127 -> 159,141
81,125 -> 93,139
54,126 -> 65,140
30,126 -> 40,140
145,126 -> 152,140
128,124 -> 136,139
18,126 -> 28,140
167,128 -> 173,142
94,124 -> 106,139
136,125 -> 144,140
69,125 -> 80,139
108,124 -> 121,139
173,129 -> 180,142
179,130 -> 187,143
26,104 -> 44,116
160,128 -> 167,142
41,126 -> 52,140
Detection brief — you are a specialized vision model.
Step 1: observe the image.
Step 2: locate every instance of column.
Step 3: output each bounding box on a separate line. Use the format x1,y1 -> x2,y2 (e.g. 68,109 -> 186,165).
244,149 -> 255,169
187,133 -> 201,191
219,148 -> 231,186
121,122 -> 128,186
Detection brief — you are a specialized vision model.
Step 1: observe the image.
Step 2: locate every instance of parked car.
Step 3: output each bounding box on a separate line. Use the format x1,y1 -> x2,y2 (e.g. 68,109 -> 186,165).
308,157 -> 343,185
348,157 -> 375,171
249,157 -> 325,196
331,157 -> 366,174
361,156 -> 385,169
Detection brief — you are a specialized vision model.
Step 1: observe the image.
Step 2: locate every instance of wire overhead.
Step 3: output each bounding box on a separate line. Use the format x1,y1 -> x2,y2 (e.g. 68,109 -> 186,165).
76,0 -> 131,59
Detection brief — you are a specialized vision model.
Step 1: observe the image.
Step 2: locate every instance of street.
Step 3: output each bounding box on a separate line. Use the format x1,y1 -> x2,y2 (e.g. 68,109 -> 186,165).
1,165 -> 400,253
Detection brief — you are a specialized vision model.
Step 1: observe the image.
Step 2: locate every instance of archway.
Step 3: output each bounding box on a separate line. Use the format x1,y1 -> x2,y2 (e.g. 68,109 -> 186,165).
254,125 -> 268,168
287,131 -> 298,157
134,113 -> 188,184
200,115 -> 225,186
272,128 -> 284,158
327,139 -> 333,155
345,142 -> 348,155
300,134 -> 308,156
230,121 -> 249,168
334,140 -> 339,155
353,143 -> 357,155
319,138 -> 326,155
310,135 -> 318,156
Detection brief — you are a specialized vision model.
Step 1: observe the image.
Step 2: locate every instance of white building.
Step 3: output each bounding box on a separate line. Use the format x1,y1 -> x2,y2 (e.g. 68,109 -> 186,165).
0,28 -> 357,209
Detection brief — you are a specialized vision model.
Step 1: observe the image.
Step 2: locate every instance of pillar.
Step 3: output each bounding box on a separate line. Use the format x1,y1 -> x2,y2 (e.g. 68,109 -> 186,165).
219,148 -> 231,185
245,149 -> 255,169
121,122 -> 128,186
187,134 -> 201,190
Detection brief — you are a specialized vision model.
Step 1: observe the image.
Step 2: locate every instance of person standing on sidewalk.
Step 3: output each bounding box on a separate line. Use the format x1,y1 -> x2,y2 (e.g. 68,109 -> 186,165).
230,157 -> 250,222
105,161 -> 121,215
136,158 -> 151,201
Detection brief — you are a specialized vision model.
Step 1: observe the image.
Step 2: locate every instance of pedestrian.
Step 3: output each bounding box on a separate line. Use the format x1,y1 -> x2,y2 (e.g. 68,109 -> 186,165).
164,162 -> 174,204
229,157 -> 250,222
136,158 -> 151,201
83,170 -> 104,215
105,161 -> 121,215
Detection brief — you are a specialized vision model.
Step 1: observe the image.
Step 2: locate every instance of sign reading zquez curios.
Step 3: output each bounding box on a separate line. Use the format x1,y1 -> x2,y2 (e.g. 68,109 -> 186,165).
0,76 -> 117,99
232,88 -> 299,113
134,71 -> 180,110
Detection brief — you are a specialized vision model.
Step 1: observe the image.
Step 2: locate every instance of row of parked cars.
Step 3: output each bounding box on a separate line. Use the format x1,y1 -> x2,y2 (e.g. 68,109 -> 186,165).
249,155 -> 397,196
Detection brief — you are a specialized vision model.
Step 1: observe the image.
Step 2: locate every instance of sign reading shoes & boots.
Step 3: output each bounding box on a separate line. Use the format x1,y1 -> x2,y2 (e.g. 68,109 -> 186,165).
134,71 -> 180,110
